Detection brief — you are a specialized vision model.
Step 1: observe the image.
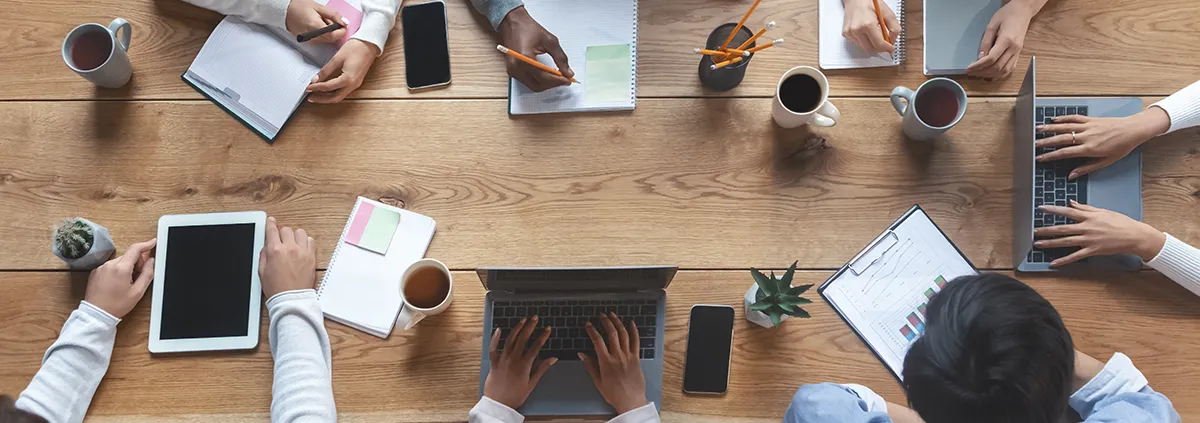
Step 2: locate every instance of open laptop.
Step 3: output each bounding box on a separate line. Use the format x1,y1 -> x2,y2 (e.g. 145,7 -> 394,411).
477,266 -> 676,416
1012,56 -> 1144,272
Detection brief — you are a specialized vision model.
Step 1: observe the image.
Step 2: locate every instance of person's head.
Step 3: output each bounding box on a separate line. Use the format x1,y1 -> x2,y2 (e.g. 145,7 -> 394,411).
0,395 -> 47,423
902,273 -> 1075,423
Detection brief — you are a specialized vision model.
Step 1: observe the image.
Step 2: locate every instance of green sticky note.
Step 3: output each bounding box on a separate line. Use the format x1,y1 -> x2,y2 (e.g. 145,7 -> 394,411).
585,44 -> 632,104
357,208 -> 400,254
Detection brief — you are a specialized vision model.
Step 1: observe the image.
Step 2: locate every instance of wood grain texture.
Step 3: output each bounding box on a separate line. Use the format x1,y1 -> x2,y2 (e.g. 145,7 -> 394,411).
2,98 -> 1198,270
3,0 -> 1197,100
1,270 -> 1198,421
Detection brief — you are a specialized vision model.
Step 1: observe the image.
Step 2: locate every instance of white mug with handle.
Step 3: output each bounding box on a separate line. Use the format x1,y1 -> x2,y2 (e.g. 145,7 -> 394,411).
62,18 -> 133,88
772,66 -> 840,128
396,259 -> 454,330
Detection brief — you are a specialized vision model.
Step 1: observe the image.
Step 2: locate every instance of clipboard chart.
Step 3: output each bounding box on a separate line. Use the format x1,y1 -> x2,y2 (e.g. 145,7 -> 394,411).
820,206 -> 976,379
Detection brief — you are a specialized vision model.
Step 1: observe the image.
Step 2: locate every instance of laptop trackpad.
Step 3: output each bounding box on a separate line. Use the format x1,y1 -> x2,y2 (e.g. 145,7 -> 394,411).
519,361 -> 612,416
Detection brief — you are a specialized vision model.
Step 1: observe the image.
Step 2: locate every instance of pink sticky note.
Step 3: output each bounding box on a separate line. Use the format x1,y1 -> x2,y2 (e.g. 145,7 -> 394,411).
326,0 -> 364,47
345,201 -> 375,245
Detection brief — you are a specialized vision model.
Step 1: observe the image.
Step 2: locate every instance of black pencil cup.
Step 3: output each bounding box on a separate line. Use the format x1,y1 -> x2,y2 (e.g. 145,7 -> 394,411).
698,23 -> 756,92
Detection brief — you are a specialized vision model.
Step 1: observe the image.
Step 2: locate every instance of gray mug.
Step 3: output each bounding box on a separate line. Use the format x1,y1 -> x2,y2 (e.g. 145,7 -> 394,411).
62,18 -> 132,88
891,78 -> 967,141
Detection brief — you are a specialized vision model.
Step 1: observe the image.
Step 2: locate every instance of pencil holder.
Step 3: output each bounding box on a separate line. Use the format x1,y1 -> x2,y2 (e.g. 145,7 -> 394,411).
698,23 -> 756,92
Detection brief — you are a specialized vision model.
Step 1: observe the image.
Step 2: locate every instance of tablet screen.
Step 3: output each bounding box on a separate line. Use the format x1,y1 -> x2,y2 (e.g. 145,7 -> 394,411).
161,223 -> 256,340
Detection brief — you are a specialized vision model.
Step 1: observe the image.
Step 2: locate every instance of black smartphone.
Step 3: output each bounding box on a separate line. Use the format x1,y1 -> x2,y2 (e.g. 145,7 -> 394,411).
400,1 -> 451,90
683,304 -> 736,395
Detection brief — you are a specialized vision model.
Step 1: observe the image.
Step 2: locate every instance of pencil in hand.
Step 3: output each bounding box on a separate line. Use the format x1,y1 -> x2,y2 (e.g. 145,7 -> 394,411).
871,0 -> 891,43
496,45 -> 579,84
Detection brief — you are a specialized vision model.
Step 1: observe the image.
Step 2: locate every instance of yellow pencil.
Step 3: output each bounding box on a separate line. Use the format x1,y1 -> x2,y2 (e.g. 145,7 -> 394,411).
496,44 -> 578,83
695,47 -> 750,57
734,21 -> 776,52
720,0 -> 763,49
710,56 -> 744,70
745,38 -> 784,54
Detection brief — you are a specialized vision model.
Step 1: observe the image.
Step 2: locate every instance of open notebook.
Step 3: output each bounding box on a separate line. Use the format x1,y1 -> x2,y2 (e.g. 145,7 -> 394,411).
819,0 -> 907,69
317,197 -> 437,338
508,0 -> 638,115
182,0 -> 362,142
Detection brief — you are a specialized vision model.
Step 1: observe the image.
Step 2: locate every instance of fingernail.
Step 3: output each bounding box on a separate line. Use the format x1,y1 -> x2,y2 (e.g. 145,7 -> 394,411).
269,217 -> 275,222
1068,172 -> 1078,180
1034,241 -> 1045,247
549,358 -> 559,365
341,17 -> 350,25
532,316 -> 539,322
585,321 -> 592,327
577,352 -> 586,360
1036,125 -> 1045,130
979,50 -> 986,58
311,74 -> 319,83
520,318 -> 527,324
493,328 -> 500,336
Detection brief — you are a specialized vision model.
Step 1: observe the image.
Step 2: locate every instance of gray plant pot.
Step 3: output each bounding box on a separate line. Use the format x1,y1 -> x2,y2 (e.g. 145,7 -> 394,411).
53,218 -> 115,269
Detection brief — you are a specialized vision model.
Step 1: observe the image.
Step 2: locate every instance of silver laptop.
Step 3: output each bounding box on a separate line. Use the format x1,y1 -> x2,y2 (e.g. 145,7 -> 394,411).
477,266 -> 676,416
1012,57 -> 1143,272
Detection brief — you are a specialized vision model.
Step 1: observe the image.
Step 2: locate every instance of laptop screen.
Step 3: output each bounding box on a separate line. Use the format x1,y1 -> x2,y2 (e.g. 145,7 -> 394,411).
1011,57 -> 1037,265
478,267 -> 677,293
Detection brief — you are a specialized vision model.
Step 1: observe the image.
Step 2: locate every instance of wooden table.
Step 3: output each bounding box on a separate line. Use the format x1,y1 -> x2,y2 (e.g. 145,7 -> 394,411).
2,0 -> 1199,421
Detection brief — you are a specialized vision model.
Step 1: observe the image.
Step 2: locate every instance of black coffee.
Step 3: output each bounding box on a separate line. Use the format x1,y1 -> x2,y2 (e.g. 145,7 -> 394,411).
915,86 -> 960,128
779,74 -> 822,113
69,30 -> 112,71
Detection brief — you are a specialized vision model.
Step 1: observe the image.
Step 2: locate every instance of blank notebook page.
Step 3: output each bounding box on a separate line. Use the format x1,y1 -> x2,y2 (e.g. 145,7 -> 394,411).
819,0 -> 904,69
509,0 -> 637,114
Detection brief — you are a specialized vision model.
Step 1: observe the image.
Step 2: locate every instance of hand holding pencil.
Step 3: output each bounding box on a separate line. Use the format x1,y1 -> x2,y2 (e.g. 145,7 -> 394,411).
841,0 -> 901,53
496,6 -> 575,92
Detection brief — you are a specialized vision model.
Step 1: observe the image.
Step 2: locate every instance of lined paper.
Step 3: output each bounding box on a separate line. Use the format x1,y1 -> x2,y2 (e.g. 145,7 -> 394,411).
819,0 -> 904,69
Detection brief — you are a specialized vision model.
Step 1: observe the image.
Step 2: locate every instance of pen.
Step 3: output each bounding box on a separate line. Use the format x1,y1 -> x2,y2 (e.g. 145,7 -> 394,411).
296,22 -> 345,43
496,45 -> 579,83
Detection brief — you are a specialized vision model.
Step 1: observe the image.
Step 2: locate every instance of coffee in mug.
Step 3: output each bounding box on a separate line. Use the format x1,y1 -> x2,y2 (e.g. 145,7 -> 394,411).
915,86 -> 961,128
396,259 -> 454,330
772,66 -> 840,128
62,18 -> 133,88
779,74 -> 822,114
891,78 -> 968,141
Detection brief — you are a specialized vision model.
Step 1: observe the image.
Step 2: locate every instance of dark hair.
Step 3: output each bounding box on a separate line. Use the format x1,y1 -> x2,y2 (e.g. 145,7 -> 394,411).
902,273 -> 1075,423
0,395 -> 47,423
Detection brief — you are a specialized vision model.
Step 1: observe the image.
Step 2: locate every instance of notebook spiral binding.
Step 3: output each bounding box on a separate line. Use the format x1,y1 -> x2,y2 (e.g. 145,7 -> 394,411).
892,0 -> 907,64
630,0 -> 639,104
316,199 -> 362,298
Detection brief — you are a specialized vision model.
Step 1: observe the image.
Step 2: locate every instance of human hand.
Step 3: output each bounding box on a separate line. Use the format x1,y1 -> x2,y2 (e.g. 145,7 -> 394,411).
1035,201 -> 1166,266
1035,108 -> 1172,179
307,39 -> 379,103
483,316 -> 557,410
966,1 -> 1037,78
497,6 -> 573,92
841,0 -> 901,53
85,238 -> 156,318
286,0 -> 348,43
259,216 -> 317,298
581,312 -> 648,415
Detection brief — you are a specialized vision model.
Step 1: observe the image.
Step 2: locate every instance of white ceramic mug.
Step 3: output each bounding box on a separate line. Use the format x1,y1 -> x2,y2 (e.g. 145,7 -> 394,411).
890,78 -> 968,141
62,18 -> 132,88
396,259 -> 454,330
772,66 -> 840,128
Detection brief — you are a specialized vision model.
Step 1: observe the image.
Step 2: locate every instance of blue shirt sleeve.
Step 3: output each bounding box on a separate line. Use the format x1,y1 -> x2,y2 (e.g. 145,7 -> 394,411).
470,0 -> 525,30
784,383 -> 893,423
1071,353 -> 1180,423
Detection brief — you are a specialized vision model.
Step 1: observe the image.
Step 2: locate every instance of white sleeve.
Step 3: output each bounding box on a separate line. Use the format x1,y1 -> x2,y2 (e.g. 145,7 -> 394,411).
267,289 -> 337,423
182,0 -> 290,29
469,397 -> 526,423
1146,233 -> 1200,298
608,403 -> 660,423
15,302 -> 120,423
350,0 -> 401,54
1151,80 -> 1200,134
840,384 -> 889,413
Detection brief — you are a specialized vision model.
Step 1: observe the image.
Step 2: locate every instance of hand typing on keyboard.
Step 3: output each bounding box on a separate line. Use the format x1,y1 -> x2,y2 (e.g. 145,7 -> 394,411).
581,313 -> 650,415
1035,109 -> 1171,179
483,316 -> 557,410
1035,201 -> 1166,267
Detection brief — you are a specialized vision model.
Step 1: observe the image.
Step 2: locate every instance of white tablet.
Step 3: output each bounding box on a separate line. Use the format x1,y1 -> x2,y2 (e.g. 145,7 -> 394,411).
149,211 -> 266,353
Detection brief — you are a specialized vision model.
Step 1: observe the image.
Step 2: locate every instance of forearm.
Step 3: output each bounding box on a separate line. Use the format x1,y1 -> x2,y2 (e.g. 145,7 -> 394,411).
470,0 -> 524,30
267,289 -> 336,423
1151,80 -> 1200,133
1007,0 -> 1050,15
15,302 -> 119,423
1146,233 -> 1200,298
887,402 -> 925,423
182,0 -> 290,29
351,0 -> 400,54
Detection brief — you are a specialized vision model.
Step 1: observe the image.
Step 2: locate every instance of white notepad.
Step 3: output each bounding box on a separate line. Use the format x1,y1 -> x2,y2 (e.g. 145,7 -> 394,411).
818,206 -> 976,380
508,0 -> 638,115
819,0 -> 907,69
317,197 -> 437,338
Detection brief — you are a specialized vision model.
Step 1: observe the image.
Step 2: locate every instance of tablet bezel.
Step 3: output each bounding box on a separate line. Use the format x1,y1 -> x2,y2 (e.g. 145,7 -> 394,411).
149,211 -> 266,353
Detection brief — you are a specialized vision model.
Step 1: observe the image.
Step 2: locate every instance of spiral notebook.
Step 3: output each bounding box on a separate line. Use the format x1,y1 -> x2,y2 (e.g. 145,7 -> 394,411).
819,0 -> 907,69
317,197 -> 437,338
507,0 -> 638,115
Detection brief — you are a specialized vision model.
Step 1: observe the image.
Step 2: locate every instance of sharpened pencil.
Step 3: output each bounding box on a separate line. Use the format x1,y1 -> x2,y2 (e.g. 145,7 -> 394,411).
710,56 -> 744,70
745,38 -> 784,54
734,21 -> 775,51
720,0 -> 763,49
872,0 -> 891,43
496,44 -> 578,83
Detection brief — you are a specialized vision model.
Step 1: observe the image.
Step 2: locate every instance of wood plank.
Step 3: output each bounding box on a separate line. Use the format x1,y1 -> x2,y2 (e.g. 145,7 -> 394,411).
1,270 -> 1197,421
2,98 -> 1198,270
3,0 -> 1197,100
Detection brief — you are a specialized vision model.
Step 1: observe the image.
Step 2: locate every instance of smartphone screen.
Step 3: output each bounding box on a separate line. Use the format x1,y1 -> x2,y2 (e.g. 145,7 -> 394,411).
400,1 -> 451,89
683,305 -> 735,394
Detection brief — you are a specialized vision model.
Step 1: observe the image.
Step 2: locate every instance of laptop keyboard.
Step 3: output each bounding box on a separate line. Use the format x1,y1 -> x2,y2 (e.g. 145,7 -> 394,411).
491,299 -> 659,361
1030,105 -> 1089,264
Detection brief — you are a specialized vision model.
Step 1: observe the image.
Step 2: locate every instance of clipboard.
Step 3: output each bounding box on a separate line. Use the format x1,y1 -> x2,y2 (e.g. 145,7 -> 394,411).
817,205 -> 977,382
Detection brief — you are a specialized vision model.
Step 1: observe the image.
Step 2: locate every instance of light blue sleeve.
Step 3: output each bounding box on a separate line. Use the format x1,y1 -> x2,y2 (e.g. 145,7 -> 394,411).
784,383 -> 893,423
1079,387 -> 1180,423
469,0 -> 524,30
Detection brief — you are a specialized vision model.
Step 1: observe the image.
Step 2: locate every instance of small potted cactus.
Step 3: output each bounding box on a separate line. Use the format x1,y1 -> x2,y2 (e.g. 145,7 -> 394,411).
744,261 -> 813,328
52,218 -> 115,269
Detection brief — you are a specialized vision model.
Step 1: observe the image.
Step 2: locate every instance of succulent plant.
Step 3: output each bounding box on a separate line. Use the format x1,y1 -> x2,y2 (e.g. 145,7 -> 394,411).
54,218 -> 94,260
749,261 -> 813,327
